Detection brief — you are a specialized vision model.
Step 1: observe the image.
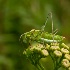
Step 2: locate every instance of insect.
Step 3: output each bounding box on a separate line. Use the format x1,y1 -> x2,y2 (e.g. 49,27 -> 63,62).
19,12 -> 65,46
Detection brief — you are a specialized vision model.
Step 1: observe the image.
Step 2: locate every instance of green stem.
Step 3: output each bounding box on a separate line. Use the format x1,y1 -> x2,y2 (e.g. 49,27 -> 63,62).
35,64 -> 41,70
55,55 -> 64,70
49,52 -> 56,70
54,57 -> 63,70
54,60 -> 58,70
38,62 -> 45,70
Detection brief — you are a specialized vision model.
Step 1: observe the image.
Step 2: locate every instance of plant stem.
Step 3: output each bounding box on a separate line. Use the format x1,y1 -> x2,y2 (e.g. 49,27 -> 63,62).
54,55 -> 64,70
54,61 -> 58,70
38,62 -> 45,70
35,64 -> 41,70
49,52 -> 56,70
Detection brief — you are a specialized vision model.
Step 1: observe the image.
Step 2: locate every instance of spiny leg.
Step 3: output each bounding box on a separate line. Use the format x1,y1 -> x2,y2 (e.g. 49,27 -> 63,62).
41,13 -> 51,46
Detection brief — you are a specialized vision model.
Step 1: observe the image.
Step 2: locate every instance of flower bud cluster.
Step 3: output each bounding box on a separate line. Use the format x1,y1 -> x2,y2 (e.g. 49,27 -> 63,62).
60,43 -> 70,69
23,41 -> 70,69
23,43 -> 49,65
51,43 -> 62,57
46,43 -> 62,57
46,42 -> 70,69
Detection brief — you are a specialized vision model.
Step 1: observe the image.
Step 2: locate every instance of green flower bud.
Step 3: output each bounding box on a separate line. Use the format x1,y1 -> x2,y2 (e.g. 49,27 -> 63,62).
30,43 -> 44,51
51,43 -> 55,46
54,50 -> 62,57
37,44 -> 44,49
65,54 -> 70,61
61,43 -> 69,50
62,59 -> 70,68
51,43 -> 59,46
41,49 -> 49,57
61,48 -> 69,54
45,44 -> 50,50
50,45 -> 60,50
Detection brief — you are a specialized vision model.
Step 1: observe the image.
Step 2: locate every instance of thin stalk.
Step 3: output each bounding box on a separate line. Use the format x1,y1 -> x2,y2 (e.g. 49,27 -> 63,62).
38,62 -> 45,70
55,55 -> 64,70
35,64 -> 41,70
54,57 -> 62,70
54,60 -> 58,70
49,52 -> 56,70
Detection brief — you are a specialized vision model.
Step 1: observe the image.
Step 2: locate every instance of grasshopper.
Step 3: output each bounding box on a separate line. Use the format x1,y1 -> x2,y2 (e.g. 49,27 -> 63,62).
19,12 -> 65,45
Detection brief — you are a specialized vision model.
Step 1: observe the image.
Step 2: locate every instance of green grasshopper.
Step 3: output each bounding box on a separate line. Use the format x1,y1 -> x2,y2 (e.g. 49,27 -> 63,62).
19,12 -> 65,45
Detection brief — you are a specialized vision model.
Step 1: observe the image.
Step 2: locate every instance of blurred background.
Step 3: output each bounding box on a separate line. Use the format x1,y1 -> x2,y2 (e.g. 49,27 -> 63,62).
0,0 -> 70,70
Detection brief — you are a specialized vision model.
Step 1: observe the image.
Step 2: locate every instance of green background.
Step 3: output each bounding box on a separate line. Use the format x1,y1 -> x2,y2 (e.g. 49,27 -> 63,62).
0,0 -> 70,70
